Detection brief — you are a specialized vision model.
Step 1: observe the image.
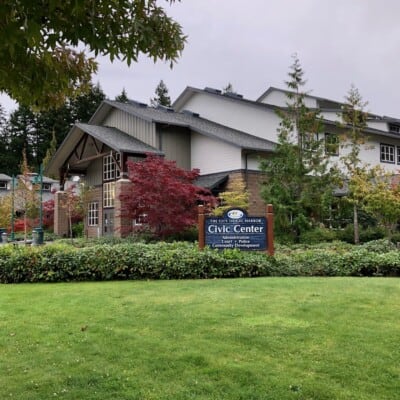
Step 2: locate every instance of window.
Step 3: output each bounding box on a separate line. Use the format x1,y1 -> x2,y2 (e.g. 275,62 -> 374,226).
302,132 -> 320,151
103,182 -> 115,208
325,133 -> 339,156
103,153 -> 121,181
380,144 -> 395,163
88,202 -> 99,226
42,183 -> 51,192
133,213 -> 148,226
0,181 -> 7,190
389,123 -> 400,133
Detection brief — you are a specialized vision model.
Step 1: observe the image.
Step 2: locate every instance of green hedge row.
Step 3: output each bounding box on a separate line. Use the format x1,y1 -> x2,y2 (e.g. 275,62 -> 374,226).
0,241 -> 399,283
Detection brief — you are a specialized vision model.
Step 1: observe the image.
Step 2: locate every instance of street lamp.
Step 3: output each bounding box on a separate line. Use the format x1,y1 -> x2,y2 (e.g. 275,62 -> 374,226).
10,175 -> 16,241
32,164 -> 44,245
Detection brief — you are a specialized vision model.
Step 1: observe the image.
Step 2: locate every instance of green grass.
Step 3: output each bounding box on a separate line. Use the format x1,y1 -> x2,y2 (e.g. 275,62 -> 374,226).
1,278 -> 399,399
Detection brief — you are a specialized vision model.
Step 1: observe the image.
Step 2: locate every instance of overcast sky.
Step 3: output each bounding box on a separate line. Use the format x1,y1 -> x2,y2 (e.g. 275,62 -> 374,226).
2,0 -> 400,116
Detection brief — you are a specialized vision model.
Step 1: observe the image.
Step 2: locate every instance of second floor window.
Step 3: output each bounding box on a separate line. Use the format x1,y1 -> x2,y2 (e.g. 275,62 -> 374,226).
103,153 -> 121,181
0,181 -> 7,190
380,144 -> 395,164
325,133 -> 339,156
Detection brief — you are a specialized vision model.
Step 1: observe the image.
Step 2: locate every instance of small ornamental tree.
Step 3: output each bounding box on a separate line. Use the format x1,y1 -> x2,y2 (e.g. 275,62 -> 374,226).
214,176 -> 249,216
120,154 -> 216,238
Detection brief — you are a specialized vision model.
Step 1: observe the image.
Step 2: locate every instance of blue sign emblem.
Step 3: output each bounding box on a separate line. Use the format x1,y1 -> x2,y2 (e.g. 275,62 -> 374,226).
205,208 -> 267,251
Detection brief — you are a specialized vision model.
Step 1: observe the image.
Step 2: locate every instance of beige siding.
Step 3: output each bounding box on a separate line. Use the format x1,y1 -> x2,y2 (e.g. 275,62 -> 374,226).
191,132 -> 241,174
84,157 -> 103,187
159,127 -> 191,170
103,109 -> 157,147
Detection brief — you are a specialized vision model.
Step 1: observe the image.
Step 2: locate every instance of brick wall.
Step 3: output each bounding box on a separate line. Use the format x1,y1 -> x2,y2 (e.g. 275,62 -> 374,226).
54,191 -> 68,237
114,178 -> 134,238
224,170 -> 267,216
84,186 -> 103,238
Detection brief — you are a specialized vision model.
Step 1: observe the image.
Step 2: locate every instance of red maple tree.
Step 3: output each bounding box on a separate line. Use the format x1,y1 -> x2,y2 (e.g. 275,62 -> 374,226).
120,154 -> 215,238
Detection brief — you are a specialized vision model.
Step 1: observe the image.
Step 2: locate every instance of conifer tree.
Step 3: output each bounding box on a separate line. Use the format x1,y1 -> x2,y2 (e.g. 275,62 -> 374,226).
260,56 -> 335,240
151,80 -> 171,107
115,88 -> 129,103
339,85 -> 369,244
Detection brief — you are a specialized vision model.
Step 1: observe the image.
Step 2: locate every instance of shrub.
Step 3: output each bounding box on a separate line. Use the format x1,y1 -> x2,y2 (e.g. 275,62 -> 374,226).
1,240 -> 399,284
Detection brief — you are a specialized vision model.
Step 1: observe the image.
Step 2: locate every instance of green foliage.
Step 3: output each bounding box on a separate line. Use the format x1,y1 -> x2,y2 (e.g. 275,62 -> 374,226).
0,0 -> 186,109
260,56 -> 336,240
150,79 -> 172,107
213,175 -> 249,216
1,239 -> 400,283
3,82 -> 105,175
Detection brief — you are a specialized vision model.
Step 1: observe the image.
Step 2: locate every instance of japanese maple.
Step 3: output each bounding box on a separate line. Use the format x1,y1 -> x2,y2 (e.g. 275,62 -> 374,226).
120,154 -> 215,238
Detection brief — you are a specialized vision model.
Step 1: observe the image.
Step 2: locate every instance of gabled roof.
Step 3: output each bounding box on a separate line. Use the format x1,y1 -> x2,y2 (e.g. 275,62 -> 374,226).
75,123 -> 162,154
257,86 -> 345,110
172,86 -> 280,113
0,173 -> 12,181
102,100 -> 276,152
45,122 -> 162,177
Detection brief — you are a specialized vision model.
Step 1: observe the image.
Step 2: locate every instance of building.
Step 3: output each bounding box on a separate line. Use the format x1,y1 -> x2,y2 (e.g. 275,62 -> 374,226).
47,86 -> 400,238
46,99 -> 275,237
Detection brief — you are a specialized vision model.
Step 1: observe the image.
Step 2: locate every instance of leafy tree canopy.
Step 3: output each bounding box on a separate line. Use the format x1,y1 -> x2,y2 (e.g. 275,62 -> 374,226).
0,0 -> 186,109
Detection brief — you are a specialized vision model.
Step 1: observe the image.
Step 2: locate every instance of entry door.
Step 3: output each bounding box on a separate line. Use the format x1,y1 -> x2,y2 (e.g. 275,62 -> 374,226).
103,209 -> 114,236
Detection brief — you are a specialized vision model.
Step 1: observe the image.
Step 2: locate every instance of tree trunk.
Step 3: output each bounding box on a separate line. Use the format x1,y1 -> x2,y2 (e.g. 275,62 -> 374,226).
353,203 -> 360,244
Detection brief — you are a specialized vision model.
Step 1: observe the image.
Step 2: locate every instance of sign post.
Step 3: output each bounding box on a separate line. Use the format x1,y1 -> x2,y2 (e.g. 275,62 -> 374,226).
198,205 -> 274,255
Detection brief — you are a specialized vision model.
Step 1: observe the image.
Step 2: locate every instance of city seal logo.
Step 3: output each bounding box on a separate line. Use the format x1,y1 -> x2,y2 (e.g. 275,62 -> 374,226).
227,209 -> 244,219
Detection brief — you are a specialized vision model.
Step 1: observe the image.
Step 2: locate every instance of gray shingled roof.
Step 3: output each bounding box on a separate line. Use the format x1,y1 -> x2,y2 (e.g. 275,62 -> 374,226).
76,123 -> 163,154
0,173 -> 12,181
195,172 -> 229,190
105,100 -> 276,152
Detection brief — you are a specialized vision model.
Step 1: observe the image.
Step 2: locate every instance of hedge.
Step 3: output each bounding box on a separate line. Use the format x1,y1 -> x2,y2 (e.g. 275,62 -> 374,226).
0,241 -> 399,283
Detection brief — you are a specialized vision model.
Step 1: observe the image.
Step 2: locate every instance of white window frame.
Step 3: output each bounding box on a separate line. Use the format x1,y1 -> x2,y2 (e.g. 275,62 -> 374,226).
325,133 -> 339,156
103,153 -> 121,181
103,182 -> 116,208
380,143 -> 395,164
0,181 -> 7,190
88,202 -> 99,226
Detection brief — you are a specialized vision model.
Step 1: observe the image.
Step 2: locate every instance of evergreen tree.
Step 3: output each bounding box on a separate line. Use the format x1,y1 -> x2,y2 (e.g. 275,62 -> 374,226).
339,85 -> 369,244
69,82 -> 106,123
115,88 -> 129,103
151,80 -> 171,107
260,56 -> 335,240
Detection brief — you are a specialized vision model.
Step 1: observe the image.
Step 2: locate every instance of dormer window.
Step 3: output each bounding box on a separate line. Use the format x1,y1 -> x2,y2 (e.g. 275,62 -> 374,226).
388,123 -> 400,133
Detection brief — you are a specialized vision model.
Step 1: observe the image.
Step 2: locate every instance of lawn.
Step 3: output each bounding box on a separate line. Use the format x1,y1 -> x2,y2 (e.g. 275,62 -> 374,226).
1,277 -> 399,399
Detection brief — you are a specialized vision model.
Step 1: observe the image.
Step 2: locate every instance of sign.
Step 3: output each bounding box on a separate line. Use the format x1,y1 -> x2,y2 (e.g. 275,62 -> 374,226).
205,208 -> 267,251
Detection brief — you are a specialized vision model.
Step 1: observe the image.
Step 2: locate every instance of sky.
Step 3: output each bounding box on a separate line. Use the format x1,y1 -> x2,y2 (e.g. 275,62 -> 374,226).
2,0 -> 400,117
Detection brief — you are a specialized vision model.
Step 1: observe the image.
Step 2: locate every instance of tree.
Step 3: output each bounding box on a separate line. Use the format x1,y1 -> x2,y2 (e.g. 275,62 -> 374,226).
1,81 -> 106,175
115,88 -> 129,103
120,154 -> 215,238
339,85 -> 369,244
214,176 -> 249,216
260,56 -> 335,240
0,1 -> 186,109
15,149 -> 39,241
350,166 -> 400,242
150,80 -> 172,107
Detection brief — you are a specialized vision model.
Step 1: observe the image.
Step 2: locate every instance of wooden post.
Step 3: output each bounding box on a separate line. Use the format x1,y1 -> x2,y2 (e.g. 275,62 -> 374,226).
198,205 -> 205,250
266,204 -> 274,256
